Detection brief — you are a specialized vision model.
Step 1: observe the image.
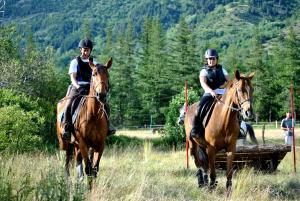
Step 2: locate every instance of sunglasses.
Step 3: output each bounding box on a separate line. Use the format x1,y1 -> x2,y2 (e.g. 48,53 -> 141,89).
208,57 -> 216,60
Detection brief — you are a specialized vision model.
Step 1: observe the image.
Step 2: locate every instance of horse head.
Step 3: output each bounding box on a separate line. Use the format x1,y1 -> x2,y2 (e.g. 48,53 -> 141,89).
89,58 -> 112,100
233,70 -> 255,119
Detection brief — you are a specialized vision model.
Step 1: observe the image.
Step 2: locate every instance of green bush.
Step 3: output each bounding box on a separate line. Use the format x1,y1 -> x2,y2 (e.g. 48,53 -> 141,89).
0,89 -> 42,112
162,88 -> 199,149
0,105 -> 44,152
0,89 -> 46,153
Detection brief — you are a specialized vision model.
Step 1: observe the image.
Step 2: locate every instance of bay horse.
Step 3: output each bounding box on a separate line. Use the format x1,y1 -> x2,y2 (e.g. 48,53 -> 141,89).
184,70 -> 254,191
56,58 -> 112,180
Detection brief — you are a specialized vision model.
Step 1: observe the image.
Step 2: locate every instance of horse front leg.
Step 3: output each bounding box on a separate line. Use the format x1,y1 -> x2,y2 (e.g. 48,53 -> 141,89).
191,142 -> 209,187
207,146 -> 217,189
65,143 -> 74,177
75,147 -> 84,182
78,140 -> 92,177
226,151 -> 235,191
92,142 -> 105,178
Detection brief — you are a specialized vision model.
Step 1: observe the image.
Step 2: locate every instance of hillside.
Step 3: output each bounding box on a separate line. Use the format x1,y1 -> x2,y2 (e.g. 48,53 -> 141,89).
1,0 -> 300,127
3,0 -> 299,52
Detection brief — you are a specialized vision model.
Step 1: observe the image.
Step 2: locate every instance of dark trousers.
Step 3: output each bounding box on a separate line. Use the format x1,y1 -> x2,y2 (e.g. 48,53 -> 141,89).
191,94 -> 215,136
63,85 -> 110,132
62,85 -> 88,131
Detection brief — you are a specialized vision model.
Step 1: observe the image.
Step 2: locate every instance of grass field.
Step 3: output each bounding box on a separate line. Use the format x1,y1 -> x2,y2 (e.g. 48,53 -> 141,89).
1,129 -> 300,201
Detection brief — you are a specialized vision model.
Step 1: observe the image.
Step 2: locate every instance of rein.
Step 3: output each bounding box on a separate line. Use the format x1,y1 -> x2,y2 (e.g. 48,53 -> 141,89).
215,97 -> 241,112
85,95 -> 107,117
214,80 -> 251,112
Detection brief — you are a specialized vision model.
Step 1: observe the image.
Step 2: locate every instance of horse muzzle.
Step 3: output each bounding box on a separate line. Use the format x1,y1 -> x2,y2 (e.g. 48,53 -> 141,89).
241,108 -> 253,119
95,92 -> 107,101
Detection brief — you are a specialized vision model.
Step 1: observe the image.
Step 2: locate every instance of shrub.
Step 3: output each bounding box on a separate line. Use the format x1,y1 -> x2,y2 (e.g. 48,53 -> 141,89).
0,89 -> 46,153
162,88 -> 199,149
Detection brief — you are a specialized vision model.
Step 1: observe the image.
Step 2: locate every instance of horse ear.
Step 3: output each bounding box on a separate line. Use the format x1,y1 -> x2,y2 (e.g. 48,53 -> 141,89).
235,70 -> 241,80
248,72 -> 255,80
105,57 -> 113,69
89,58 -> 96,70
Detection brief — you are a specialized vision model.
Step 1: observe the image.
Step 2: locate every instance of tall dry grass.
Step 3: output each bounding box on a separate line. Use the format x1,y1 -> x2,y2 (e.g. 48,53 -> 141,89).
1,130 -> 300,201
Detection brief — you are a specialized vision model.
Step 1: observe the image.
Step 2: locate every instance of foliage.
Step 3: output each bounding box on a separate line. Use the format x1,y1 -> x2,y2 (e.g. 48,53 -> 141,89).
0,145 -> 299,200
0,90 -> 45,152
0,0 -> 300,152
162,87 -> 199,148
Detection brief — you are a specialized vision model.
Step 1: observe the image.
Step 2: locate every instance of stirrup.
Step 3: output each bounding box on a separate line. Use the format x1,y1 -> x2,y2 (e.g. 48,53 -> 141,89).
107,125 -> 116,136
62,130 -> 71,141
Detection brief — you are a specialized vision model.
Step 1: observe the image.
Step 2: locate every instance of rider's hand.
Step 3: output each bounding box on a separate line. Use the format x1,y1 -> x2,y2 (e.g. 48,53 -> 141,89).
210,90 -> 217,97
77,86 -> 87,95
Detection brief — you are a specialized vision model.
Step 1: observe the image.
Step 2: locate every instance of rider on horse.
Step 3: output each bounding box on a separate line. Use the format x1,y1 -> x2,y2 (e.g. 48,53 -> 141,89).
190,48 -> 230,142
61,38 -> 116,141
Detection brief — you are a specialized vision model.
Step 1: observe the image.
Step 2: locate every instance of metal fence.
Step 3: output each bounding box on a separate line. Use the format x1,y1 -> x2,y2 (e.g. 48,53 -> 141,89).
119,121 -> 299,131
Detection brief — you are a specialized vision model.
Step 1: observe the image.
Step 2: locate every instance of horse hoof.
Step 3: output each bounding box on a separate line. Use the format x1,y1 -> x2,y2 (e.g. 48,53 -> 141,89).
78,176 -> 84,183
209,181 -> 218,190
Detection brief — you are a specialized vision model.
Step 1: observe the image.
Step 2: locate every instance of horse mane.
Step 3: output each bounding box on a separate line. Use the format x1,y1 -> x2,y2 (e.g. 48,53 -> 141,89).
95,64 -> 109,77
223,73 -> 251,90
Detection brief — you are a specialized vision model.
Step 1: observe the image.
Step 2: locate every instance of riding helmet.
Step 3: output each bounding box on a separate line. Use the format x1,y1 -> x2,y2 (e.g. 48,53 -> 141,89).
78,39 -> 93,51
205,48 -> 218,59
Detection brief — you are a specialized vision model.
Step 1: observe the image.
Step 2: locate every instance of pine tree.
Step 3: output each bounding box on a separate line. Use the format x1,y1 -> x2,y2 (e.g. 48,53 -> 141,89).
136,17 -> 169,125
245,28 -> 276,121
167,17 -> 200,93
109,20 -> 137,127
282,28 -> 300,115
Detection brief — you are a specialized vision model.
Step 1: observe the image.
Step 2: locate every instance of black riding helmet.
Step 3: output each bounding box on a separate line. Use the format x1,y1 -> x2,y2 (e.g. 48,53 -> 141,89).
78,39 -> 93,51
205,48 -> 218,59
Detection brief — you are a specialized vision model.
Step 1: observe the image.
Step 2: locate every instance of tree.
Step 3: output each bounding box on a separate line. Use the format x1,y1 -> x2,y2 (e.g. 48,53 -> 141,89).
110,20 -> 137,127
167,16 -> 200,93
244,28 -> 277,121
81,19 -> 92,39
136,17 -> 170,125
280,28 -> 300,115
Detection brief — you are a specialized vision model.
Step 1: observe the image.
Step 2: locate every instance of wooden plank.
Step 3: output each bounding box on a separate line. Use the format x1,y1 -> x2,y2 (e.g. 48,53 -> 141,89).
215,144 -> 291,172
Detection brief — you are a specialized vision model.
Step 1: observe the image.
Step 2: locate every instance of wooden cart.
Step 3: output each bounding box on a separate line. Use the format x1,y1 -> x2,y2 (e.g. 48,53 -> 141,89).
215,144 -> 291,172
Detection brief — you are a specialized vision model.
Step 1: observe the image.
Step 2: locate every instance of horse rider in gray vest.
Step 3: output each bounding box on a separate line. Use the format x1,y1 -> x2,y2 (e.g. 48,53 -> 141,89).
190,48 -> 230,142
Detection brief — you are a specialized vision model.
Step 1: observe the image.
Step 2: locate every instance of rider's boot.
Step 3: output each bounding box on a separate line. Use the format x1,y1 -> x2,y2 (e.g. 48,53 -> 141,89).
190,108 -> 206,145
104,102 -> 116,136
62,123 -> 72,141
190,126 -> 206,145
107,121 -> 116,136
62,100 -> 73,141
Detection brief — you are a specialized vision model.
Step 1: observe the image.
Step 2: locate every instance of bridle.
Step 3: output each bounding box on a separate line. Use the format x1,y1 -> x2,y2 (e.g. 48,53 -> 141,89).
215,79 -> 252,113
90,66 -> 109,102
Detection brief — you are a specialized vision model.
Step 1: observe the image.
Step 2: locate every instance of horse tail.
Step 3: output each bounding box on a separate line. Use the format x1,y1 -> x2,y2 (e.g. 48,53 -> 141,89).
198,146 -> 209,169
246,123 -> 258,145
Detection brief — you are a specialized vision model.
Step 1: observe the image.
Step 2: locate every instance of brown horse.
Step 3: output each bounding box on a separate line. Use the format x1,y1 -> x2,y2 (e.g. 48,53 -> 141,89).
56,58 -> 112,180
184,70 -> 254,190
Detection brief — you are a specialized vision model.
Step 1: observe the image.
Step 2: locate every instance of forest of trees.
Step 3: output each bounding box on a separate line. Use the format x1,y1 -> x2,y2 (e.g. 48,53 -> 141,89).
0,0 -> 299,151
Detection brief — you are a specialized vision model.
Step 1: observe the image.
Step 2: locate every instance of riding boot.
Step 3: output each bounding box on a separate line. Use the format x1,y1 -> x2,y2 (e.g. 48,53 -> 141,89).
61,86 -> 78,141
190,103 -> 205,144
62,100 -> 72,141
104,102 -> 116,136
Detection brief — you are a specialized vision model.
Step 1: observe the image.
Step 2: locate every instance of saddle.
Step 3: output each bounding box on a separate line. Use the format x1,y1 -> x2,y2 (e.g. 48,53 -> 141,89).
58,85 -> 89,129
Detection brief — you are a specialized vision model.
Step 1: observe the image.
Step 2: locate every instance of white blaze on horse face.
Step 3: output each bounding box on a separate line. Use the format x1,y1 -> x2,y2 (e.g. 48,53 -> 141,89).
239,80 -> 253,119
92,67 -> 109,96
